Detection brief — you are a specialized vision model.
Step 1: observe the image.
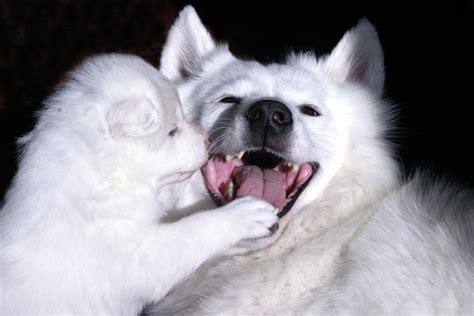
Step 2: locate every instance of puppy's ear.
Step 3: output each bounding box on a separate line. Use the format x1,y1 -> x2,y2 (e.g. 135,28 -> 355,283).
322,19 -> 385,95
106,97 -> 159,138
160,6 -> 217,81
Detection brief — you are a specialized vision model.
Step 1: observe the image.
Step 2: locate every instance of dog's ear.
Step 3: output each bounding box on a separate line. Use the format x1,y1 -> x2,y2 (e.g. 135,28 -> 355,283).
160,6 -> 217,81
106,97 -> 159,138
322,19 -> 385,95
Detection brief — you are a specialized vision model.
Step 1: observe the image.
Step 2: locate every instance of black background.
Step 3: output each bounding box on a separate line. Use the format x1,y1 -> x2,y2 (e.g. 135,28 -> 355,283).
1,1 -> 472,199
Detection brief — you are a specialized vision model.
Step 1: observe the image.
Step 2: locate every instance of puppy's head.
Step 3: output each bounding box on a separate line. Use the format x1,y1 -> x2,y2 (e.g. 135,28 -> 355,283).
72,54 -> 209,188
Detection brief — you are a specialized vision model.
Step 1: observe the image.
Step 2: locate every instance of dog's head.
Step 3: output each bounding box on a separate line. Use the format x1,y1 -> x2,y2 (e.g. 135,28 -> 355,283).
160,7 -> 392,225
66,54 -> 209,188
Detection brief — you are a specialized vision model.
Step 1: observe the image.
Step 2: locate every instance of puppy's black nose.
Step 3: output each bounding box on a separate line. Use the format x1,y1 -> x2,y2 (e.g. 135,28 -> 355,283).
245,100 -> 293,135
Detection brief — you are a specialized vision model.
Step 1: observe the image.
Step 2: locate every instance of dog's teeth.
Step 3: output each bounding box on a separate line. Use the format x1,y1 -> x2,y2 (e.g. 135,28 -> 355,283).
273,208 -> 280,215
282,161 -> 299,171
227,182 -> 235,199
225,154 -> 233,162
237,151 -> 245,159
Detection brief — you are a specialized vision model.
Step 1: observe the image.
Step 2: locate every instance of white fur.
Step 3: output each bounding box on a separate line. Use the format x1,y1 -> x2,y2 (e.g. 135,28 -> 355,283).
0,54 -> 278,315
146,6 -> 474,314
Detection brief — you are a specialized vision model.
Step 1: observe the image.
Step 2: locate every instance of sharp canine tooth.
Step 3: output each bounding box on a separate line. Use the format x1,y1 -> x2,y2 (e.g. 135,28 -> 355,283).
225,154 -> 233,162
237,151 -> 245,159
291,164 -> 300,172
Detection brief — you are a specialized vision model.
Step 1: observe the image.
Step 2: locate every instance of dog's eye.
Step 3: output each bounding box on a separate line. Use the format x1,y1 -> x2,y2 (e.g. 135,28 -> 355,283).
299,105 -> 320,117
168,127 -> 178,137
219,96 -> 241,104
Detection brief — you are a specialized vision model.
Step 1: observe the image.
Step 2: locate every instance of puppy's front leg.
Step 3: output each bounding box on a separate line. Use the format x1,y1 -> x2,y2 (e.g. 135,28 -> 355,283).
139,197 -> 277,301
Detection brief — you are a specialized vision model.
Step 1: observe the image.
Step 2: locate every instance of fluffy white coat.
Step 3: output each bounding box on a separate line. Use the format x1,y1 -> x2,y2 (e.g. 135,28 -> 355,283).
0,54 -> 278,315
147,7 -> 474,315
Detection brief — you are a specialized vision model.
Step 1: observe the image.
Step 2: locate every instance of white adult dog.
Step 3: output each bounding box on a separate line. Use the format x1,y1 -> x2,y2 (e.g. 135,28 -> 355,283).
0,54 -> 278,315
147,7 -> 474,314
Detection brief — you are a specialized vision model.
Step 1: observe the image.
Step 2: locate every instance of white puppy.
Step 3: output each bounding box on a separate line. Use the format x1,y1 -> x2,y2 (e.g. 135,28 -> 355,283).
0,54 -> 278,315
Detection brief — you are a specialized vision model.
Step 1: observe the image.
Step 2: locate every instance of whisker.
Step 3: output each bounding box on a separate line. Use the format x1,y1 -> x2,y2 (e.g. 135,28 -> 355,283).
208,126 -> 233,137
208,135 -> 227,153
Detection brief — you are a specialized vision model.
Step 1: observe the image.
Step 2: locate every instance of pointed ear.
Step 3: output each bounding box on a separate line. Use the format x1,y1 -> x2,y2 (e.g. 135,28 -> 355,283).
322,19 -> 385,95
106,97 -> 159,138
160,6 -> 217,81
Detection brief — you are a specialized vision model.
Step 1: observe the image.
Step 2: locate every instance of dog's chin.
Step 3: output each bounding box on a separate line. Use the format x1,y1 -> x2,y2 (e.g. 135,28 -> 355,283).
202,149 -> 318,225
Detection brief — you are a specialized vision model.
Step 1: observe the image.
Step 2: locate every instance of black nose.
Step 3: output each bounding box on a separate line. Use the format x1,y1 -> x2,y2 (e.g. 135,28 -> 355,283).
245,99 -> 293,135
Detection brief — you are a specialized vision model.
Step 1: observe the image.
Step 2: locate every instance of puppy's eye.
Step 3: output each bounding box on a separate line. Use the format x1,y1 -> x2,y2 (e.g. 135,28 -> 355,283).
168,127 -> 178,137
299,105 -> 321,117
219,96 -> 241,104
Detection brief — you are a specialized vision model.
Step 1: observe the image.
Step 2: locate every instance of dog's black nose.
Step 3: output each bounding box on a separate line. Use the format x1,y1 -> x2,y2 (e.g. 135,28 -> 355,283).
245,99 -> 293,135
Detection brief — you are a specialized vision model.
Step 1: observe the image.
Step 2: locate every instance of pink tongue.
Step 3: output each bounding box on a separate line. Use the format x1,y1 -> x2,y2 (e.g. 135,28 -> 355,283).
233,166 -> 285,209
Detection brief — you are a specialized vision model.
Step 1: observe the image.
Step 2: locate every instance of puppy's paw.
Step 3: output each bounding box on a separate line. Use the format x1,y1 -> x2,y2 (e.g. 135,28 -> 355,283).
220,196 -> 279,241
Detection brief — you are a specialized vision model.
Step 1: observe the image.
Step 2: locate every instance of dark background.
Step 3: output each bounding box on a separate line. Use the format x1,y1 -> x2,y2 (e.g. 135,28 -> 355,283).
1,1 -> 472,199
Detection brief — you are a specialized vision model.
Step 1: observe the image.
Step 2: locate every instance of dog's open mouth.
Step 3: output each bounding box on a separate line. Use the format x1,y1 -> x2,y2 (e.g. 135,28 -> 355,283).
202,150 -> 316,218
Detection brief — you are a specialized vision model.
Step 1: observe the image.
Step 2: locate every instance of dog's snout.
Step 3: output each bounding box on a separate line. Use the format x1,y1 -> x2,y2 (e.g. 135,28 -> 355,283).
245,100 -> 293,135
